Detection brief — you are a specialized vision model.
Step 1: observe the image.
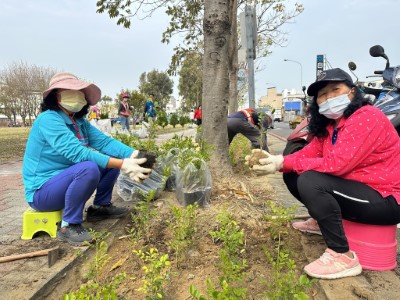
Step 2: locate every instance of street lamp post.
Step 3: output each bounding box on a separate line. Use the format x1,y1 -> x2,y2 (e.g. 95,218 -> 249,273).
284,59 -> 303,88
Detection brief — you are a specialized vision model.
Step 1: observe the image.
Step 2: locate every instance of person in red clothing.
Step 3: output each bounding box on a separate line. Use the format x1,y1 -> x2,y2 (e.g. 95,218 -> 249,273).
194,105 -> 202,125
246,68 -> 400,279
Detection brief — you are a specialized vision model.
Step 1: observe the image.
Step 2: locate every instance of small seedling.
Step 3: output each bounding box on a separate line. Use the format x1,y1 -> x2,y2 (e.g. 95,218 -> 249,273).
167,203 -> 198,267
134,247 -> 171,299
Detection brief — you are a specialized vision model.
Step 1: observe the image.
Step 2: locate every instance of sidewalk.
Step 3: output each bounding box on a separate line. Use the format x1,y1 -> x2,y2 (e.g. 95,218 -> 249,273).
1,130 -> 399,299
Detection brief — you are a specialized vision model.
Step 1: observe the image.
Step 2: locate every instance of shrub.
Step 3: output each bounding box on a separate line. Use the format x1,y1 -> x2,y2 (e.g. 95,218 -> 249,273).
169,113 -> 179,128
179,115 -> 190,127
157,111 -> 168,128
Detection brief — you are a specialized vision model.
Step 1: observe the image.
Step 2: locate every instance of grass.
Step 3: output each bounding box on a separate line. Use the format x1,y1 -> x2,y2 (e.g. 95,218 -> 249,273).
0,123 -> 194,164
0,127 -> 30,163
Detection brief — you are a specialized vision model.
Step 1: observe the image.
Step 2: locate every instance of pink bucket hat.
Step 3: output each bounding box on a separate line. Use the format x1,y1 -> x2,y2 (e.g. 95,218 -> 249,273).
43,72 -> 101,105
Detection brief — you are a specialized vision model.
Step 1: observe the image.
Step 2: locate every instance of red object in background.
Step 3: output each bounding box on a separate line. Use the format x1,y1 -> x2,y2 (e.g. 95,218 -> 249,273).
194,108 -> 202,120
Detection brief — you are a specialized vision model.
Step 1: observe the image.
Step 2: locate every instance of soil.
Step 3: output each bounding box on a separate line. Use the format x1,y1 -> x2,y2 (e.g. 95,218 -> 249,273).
247,150 -> 269,167
137,150 -> 157,169
74,175 -> 321,299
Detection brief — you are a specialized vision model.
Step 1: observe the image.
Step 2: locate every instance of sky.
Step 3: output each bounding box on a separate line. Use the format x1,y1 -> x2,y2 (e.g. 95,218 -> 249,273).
1,0 -> 400,103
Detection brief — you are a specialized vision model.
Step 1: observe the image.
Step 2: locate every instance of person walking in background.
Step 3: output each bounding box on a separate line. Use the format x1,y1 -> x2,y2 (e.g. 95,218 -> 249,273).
22,72 -> 152,246
194,105 -> 202,125
118,93 -> 131,131
228,108 -> 269,151
247,68 -> 400,279
189,109 -> 195,127
144,93 -> 157,122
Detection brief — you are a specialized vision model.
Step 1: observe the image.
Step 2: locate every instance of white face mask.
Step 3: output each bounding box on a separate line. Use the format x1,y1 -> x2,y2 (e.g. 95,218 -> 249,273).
59,90 -> 87,112
318,93 -> 351,119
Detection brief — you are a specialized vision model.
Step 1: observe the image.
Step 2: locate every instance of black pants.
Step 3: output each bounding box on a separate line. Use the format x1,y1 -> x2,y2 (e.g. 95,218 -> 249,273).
227,118 -> 268,151
283,170 -> 400,253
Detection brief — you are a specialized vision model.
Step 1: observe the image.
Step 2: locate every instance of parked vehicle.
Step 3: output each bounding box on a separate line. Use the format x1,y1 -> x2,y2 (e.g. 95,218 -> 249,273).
274,109 -> 282,122
369,45 -> 400,135
283,44 -> 400,156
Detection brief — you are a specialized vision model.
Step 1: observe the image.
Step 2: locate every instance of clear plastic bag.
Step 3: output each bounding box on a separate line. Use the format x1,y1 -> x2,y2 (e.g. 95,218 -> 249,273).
116,170 -> 167,203
116,173 -> 153,203
155,148 -> 179,191
90,119 -> 118,136
175,158 -> 212,208
135,121 -> 149,138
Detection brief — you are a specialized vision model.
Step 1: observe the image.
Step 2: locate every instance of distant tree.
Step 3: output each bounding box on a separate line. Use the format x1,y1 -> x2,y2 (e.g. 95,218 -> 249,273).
0,61 -> 56,125
179,115 -> 190,127
169,113 -> 179,128
138,70 -> 173,109
157,111 -> 169,128
178,50 -> 203,110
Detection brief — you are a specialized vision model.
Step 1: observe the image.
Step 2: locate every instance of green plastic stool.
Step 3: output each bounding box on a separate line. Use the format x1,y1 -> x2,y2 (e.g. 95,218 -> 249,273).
21,208 -> 62,240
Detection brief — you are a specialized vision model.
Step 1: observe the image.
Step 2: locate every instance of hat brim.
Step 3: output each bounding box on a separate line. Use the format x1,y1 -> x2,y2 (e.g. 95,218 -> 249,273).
43,78 -> 101,105
307,79 -> 349,97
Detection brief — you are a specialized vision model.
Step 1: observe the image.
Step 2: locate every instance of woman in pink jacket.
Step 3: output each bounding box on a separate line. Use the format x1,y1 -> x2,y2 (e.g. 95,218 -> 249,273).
248,68 -> 400,279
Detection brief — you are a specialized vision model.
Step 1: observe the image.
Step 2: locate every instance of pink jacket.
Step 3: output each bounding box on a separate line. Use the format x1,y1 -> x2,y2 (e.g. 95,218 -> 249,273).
283,105 -> 400,203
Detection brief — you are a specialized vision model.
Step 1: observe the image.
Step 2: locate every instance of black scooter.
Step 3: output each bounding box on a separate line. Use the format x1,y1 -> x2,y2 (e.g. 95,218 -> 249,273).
369,45 -> 400,135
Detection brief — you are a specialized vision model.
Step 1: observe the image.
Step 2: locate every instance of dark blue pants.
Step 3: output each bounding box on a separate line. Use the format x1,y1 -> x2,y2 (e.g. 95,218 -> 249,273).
29,161 -> 120,224
227,118 -> 268,151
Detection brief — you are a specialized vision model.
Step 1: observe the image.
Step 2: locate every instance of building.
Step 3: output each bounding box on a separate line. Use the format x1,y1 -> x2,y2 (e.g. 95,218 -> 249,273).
165,96 -> 180,115
281,89 -> 306,121
258,87 -> 306,122
258,87 -> 283,110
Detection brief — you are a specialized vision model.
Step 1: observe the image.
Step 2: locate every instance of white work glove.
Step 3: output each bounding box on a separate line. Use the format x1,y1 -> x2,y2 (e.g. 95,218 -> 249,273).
120,157 -> 152,182
130,150 -> 139,159
246,149 -> 284,175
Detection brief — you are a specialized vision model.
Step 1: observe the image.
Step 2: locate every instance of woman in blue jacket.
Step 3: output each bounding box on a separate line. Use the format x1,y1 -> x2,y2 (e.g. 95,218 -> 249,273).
23,72 -> 152,246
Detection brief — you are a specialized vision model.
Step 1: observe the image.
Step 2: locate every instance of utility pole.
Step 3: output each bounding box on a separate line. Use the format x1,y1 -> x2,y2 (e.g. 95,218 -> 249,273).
240,5 -> 257,108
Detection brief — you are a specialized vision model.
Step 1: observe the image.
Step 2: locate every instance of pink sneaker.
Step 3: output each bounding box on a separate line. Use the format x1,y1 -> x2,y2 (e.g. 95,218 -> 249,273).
292,218 -> 322,235
304,248 -> 362,279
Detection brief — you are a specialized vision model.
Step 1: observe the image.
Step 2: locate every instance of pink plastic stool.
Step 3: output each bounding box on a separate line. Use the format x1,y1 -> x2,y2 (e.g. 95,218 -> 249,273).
342,219 -> 397,271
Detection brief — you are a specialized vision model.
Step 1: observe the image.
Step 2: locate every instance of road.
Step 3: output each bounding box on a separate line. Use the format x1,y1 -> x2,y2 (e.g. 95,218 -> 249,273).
269,121 -> 292,139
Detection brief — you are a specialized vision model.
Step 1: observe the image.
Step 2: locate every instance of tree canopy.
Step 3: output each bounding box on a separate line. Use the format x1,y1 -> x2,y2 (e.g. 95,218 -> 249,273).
178,50 -> 203,111
138,69 -> 173,109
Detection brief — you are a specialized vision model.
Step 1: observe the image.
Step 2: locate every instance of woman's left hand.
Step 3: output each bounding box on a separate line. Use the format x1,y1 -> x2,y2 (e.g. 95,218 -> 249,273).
252,153 -> 284,175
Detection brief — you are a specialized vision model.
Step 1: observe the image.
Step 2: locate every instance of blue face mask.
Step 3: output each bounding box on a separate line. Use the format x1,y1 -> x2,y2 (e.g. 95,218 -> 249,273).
318,93 -> 351,119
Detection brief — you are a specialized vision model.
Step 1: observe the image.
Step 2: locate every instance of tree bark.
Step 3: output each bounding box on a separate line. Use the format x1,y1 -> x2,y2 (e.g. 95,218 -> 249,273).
202,0 -> 233,177
228,0 -> 239,115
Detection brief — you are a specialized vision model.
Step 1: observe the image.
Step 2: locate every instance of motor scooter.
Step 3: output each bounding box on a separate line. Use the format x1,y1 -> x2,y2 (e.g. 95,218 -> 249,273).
369,45 -> 400,135
283,44 -> 400,156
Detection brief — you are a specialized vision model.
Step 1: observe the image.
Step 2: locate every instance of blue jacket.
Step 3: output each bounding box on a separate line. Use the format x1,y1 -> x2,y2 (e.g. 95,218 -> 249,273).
22,110 -> 134,203
145,99 -> 156,117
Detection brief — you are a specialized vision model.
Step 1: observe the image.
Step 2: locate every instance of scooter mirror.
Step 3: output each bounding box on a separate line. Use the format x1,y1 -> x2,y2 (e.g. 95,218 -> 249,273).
370,45 -> 385,58
348,61 -> 357,71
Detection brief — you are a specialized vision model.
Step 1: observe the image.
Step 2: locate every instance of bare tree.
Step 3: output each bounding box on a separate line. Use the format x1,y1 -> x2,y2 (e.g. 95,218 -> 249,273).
0,62 -> 56,125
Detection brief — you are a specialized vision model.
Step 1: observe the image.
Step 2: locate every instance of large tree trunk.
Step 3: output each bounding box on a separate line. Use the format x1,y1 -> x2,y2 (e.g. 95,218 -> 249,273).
202,0 -> 233,177
228,0 -> 239,114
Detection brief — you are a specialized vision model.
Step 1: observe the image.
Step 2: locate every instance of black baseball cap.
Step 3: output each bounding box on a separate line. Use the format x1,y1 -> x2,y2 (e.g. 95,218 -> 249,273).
307,68 -> 354,97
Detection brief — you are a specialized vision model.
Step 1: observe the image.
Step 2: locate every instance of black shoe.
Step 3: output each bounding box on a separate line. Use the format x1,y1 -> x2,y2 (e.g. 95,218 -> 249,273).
57,224 -> 92,246
86,203 -> 129,222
